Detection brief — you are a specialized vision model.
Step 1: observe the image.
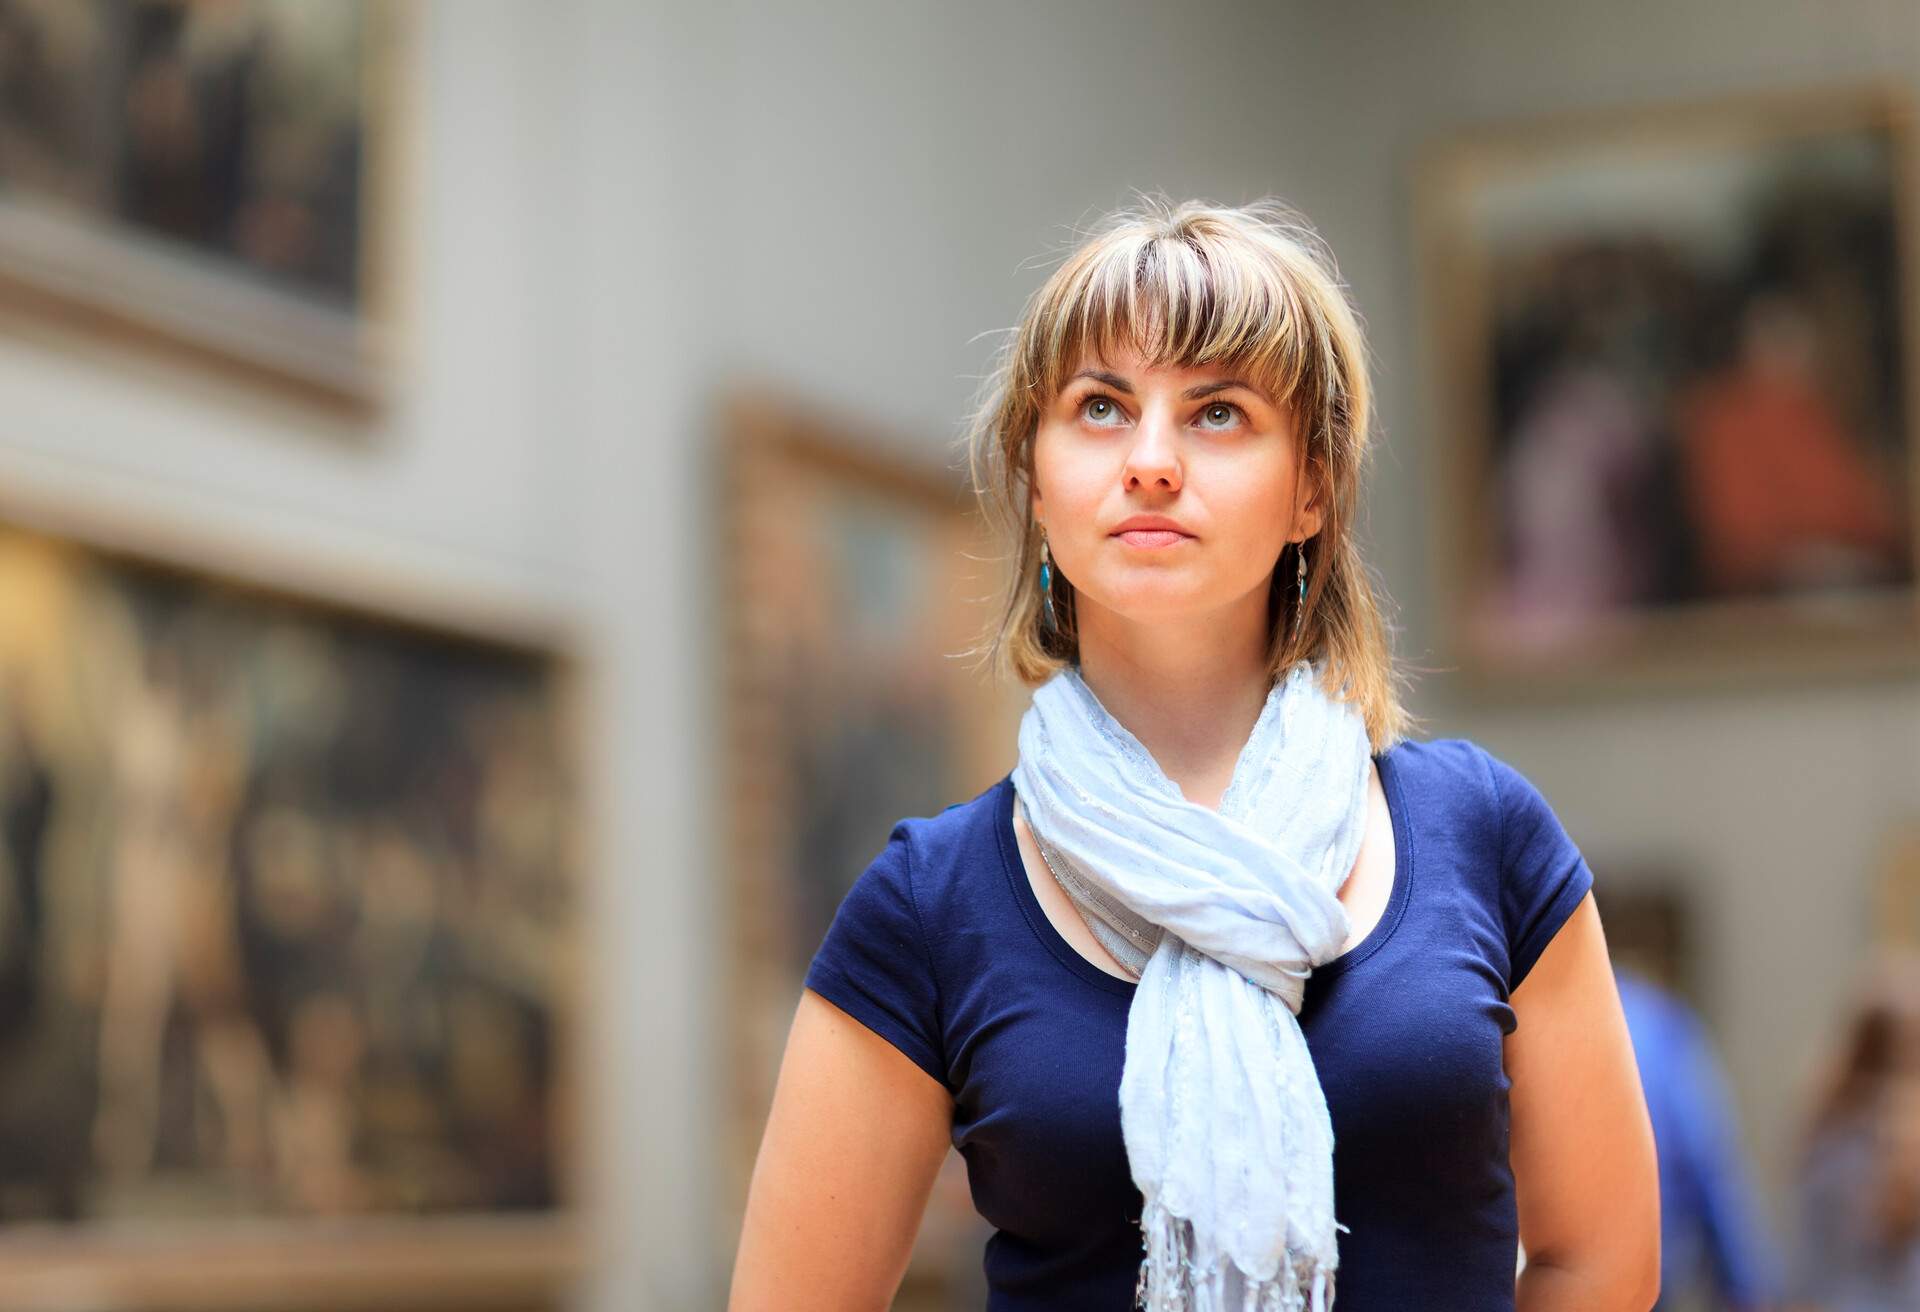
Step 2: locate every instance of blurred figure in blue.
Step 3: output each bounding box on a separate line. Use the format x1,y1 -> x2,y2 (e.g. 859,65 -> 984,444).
1780,951 -> 1920,1312
1616,965 -> 1783,1311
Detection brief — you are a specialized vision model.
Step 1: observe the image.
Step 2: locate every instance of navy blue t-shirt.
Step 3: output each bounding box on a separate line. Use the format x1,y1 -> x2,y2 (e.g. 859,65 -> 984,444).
803,736 -> 1596,1311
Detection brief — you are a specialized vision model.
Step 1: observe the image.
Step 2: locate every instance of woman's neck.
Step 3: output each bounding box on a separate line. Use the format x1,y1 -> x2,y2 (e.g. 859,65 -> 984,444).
1073,599 -> 1276,807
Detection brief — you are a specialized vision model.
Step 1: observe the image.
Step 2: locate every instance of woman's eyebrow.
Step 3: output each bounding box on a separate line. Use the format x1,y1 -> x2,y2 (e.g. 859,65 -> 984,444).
1067,368 -> 1273,405
1183,379 -> 1272,404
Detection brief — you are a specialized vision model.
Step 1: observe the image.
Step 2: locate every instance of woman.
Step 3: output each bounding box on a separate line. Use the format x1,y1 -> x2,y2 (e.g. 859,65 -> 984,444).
731,197 -> 1659,1311
1782,950 -> 1920,1312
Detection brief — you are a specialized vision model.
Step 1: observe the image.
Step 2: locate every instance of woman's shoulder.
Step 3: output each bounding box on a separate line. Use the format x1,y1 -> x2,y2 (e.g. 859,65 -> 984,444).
1379,733 -> 1483,774
1378,734 -> 1501,815
921,772 -> 1015,834
1381,734 -> 1568,825
826,776 -> 1013,932
1384,735 -> 1594,984
803,776 -> 1014,1032
1373,735 -> 1506,881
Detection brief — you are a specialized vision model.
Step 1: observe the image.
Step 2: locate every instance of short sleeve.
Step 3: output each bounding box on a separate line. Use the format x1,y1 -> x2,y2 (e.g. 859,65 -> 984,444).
1479,745 -> 1595,993
802,824 -> 950,1090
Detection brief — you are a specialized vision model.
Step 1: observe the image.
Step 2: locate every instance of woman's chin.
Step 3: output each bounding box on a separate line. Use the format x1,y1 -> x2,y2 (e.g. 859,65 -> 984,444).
1080,588 -> 1221,629
1074,568 -> 1276,632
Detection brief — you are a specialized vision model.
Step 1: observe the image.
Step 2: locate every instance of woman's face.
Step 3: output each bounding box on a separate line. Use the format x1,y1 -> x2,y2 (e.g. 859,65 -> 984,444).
1031,341 -> 1323,629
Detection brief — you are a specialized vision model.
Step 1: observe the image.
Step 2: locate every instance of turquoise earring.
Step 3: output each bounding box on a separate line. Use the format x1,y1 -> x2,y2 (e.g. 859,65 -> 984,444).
1038,531 -> 1058,635
1290,540 -> 1309,641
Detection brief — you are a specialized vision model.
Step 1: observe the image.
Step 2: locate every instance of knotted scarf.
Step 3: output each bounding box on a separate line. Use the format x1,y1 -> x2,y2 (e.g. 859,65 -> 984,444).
1009,658 -> 1374,1311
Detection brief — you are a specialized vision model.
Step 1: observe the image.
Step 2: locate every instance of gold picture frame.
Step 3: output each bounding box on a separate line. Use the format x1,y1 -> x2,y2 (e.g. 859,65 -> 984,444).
715,384 -> 1025,1309
0,493 -> 588,1311
0,0 -> 412,417
1414,83 -> 1920,697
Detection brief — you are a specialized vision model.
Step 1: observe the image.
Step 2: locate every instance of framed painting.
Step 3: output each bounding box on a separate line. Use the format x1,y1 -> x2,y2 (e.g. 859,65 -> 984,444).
716,386 -> 1026,1310
0,509 -> 585,1309
0,0 -> 407,415
1872,812 -> 1920,951
1415,85 -> 1920,694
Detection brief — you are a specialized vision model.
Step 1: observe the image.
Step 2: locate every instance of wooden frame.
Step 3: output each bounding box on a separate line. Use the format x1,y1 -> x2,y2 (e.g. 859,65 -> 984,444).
0,491 -> 588,1311
714,384 -> 1025,1309
1872,812 -> 1920,952
0,0 -> 412,418
1413,84 -> 1920,698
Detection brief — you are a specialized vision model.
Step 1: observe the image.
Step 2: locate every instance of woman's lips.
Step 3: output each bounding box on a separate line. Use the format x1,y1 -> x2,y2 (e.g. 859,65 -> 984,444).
1114,529 -> 1192,548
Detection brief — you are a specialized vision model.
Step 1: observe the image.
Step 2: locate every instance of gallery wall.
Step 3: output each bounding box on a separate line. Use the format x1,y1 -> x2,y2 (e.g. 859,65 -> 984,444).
1,0 -> 1916,1306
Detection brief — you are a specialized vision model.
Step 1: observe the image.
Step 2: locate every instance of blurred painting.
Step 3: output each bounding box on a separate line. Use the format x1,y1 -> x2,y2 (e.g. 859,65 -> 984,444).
1418,87 -> 1919,689
0,0 -> 397,410
718,389 -> 1024,1312
1873,814 -> 1920,952
0,523 -> 580,1306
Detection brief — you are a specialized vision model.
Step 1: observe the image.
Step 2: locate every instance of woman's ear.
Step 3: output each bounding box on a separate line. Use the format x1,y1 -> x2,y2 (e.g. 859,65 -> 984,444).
1296,468 -> 1326,540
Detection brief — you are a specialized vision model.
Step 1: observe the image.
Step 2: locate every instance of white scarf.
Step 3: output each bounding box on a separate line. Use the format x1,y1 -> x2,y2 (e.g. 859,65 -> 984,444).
1009,658 -> 1373,1312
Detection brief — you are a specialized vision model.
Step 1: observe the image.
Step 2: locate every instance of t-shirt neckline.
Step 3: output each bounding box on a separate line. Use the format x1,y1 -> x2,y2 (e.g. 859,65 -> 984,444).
995,744 -> 1415,997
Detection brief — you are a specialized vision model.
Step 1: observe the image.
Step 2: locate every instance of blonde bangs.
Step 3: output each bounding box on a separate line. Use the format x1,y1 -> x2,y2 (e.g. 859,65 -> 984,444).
1026,213 -> 1328,426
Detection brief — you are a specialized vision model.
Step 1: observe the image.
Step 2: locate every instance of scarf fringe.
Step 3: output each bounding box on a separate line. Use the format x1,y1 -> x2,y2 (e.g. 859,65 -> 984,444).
1132,1198 -> 1338,1312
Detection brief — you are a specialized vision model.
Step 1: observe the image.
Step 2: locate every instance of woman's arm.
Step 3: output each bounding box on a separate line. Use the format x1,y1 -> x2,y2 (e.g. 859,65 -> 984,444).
1506,892 -> 1661,1311
729,988 -> 956,1311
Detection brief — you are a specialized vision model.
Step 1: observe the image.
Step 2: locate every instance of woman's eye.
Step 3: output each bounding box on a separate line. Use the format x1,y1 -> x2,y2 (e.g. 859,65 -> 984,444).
1200,402 -> 1242,429
1075,395 -> 1244,430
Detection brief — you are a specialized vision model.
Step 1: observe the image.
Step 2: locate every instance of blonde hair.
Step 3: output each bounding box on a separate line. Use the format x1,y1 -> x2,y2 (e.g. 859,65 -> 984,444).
960,194 -> 1417,754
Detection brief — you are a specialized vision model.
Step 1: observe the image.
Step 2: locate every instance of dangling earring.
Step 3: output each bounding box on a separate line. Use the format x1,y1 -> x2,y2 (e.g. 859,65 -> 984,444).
1290,539 -> 1309,642
1038,529 -> 1059,635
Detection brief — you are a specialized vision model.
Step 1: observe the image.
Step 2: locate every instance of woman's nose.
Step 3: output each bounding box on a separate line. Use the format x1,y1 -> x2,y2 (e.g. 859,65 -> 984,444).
1123,409 -> 1183,491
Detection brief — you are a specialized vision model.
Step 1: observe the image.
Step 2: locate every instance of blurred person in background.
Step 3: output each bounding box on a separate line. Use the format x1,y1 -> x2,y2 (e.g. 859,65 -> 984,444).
1615,965 -> 1783,1311
731,196 -> 1658,1311
1781,951 -> 1920,1312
